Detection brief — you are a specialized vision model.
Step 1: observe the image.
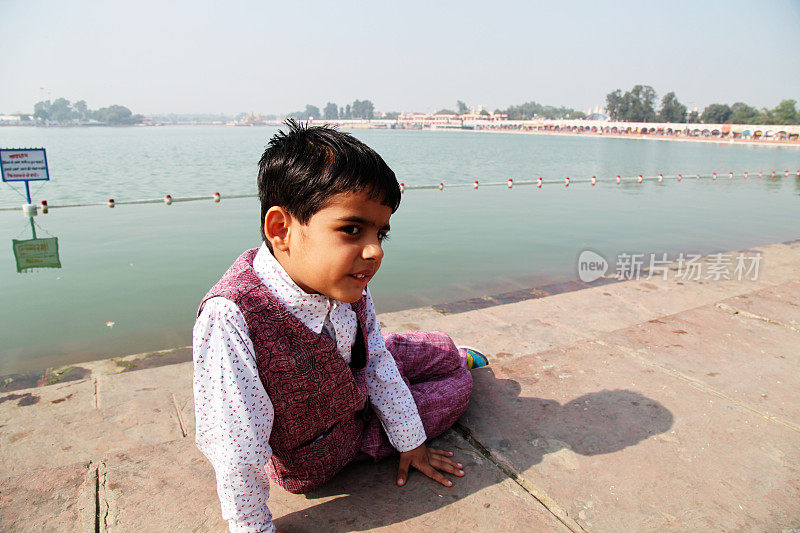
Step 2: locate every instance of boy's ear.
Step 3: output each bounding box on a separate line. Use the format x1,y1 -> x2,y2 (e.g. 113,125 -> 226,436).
264,207 -> 293,252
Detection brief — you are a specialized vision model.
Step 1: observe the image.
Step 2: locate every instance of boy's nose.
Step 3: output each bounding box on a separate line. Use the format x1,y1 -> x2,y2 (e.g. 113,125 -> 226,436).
362,243 -> 383,261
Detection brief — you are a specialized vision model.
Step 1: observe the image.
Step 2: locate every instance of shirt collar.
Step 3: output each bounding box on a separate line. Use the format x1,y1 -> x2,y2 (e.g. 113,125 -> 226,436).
253,243 -> 333,334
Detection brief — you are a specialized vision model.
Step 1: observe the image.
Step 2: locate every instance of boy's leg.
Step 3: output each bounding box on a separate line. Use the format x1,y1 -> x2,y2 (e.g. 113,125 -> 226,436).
360,331 -> 473,461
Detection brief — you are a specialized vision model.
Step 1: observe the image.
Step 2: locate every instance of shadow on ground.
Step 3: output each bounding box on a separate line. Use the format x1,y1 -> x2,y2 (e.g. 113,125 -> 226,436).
273,368 -> 673,531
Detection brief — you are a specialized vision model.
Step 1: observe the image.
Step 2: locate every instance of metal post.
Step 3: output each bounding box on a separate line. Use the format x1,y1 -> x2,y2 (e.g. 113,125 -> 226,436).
25,180 -> 32,204
30,217 -> 36,239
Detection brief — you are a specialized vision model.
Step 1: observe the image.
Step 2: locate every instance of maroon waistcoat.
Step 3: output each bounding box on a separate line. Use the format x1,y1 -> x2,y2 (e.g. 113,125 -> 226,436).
199,249 -> 370,493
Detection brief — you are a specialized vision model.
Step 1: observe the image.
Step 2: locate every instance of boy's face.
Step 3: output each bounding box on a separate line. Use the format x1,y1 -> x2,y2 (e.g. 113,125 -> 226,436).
272,190 -> 392,303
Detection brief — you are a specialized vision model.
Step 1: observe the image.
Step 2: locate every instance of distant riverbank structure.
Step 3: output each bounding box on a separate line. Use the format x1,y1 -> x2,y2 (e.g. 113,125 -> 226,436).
304,115 -> 800,144
6,111 -> 798,143
486,119 -> 800,142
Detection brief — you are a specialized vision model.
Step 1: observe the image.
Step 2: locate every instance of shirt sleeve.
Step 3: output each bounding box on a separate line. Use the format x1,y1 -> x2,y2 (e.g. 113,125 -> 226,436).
362,289 -> 427,452
193,297 -> 277,533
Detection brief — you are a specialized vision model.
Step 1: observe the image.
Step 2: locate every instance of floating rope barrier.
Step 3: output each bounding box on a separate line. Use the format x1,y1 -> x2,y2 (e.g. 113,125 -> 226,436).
2,170 -> 799,213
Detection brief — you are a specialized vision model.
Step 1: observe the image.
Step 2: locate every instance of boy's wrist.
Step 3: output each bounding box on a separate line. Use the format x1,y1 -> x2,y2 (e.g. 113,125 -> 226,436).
393,431 -> 427,453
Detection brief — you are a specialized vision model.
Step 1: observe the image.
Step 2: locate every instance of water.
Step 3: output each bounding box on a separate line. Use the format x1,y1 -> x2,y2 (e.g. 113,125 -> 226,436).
1,126 -> 799,374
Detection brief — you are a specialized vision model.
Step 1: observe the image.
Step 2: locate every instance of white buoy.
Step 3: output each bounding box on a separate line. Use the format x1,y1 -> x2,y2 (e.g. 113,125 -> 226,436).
616,175 -> 621,185
785,170 -> 789,177
165,194 -> 173,205
564,176 -> 570,187
473,180 -> 479,190
637,174 -> 643,184
771,171 -> 776,177
658,173 -> 663,183
591,175 -> 596,186
507,178 -> 513,188
744,171 -> 748,179
712,172 -> 717,181
41,200 -> 48,214
22,203 -> 37,217
537,177 -> 542,188
399,183 -> 404,194
677,173 -> 682,182
729,171 -> 733,180
213,192 -> 221,203
108,198 -> 115,208
438,182 -> 443,191
759,171 -> 763,178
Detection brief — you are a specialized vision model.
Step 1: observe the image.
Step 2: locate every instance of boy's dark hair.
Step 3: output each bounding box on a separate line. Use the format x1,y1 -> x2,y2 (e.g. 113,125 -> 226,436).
258,120 -> 401,246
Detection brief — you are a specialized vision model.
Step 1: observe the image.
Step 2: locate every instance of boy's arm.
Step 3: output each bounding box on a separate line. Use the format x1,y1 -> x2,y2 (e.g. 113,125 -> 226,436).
360,289 -> 427,452
361,290 -> 465,488
193,297 -> 277,533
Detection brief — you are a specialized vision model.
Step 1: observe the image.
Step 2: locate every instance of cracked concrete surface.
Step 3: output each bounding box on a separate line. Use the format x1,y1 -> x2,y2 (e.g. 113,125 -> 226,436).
1,241 -> 799,531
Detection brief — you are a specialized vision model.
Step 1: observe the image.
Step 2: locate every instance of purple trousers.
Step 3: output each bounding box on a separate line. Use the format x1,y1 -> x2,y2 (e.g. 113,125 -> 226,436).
358,331 -> 473,461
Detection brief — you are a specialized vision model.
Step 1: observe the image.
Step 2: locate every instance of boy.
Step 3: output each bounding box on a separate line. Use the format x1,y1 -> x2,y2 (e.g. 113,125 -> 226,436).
193,121 -> 486,532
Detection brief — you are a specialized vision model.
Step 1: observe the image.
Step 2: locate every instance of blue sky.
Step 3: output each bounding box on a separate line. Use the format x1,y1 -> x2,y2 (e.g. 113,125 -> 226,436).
1,0 -> 798,115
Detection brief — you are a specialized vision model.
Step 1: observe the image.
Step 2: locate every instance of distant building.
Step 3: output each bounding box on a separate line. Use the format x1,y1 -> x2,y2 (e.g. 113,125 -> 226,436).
398,112 -> 508,129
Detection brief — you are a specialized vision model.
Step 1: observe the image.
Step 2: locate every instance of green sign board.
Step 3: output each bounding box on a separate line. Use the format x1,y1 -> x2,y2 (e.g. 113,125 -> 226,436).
12,237 -> 61,273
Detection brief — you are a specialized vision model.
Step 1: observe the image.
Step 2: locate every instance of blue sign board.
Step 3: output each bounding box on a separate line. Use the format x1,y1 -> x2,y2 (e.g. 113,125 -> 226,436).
0,148 -> 49,204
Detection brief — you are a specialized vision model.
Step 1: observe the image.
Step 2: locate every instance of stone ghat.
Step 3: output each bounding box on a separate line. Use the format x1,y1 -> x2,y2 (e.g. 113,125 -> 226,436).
1,241 -> 799,532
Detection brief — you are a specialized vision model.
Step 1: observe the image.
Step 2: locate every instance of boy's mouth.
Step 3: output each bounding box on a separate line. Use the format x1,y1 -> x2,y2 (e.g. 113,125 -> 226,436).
350,271 -> 375,281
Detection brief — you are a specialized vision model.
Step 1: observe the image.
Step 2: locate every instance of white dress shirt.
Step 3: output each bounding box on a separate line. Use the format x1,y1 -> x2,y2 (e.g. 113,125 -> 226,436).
193,244 -> 426,533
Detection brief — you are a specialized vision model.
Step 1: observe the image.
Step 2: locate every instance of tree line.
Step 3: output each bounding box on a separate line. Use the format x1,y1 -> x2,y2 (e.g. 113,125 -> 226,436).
434,100 -> 489,116
606,85 -> 799,125
432,100 -> 587,120
288,100 -> 380,120
28,98 -> 144,125
289,98 -> 586,121
493,101 -> 586,120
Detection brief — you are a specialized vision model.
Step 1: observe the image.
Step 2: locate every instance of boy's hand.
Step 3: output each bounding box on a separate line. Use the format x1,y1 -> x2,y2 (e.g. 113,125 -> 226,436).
397,444 -> 464,487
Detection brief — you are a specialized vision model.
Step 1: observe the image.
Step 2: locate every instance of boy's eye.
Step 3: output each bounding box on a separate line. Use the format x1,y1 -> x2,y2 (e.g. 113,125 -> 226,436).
378,231 -> 389,242
340,225 -> 360,236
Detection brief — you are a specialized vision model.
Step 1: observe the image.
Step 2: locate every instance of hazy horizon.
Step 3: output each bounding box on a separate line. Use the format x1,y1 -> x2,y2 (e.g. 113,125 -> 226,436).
1,0 -> 799,116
